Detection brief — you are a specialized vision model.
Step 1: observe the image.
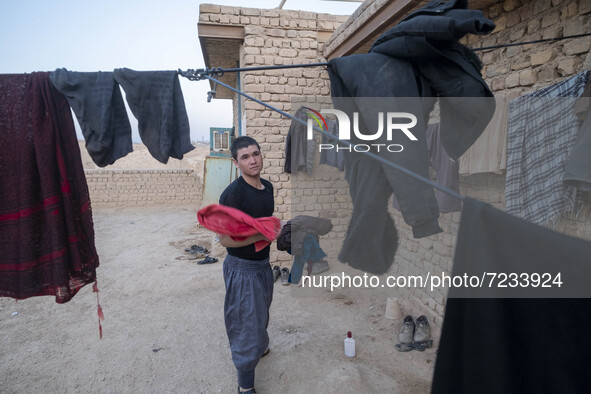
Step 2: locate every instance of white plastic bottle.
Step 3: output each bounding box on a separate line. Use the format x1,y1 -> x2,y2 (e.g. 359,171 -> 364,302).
344,331 -> 356,357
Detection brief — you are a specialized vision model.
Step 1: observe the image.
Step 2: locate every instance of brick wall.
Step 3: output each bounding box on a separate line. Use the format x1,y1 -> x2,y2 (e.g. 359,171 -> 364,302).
85,169 -> 201,208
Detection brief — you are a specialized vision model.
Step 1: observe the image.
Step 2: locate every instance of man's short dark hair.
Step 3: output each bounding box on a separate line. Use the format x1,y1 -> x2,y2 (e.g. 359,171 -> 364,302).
230,136 -> 261,160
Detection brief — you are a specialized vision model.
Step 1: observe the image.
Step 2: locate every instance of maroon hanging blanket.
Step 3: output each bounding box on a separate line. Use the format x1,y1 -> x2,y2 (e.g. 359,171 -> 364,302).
0,72 -> 100,303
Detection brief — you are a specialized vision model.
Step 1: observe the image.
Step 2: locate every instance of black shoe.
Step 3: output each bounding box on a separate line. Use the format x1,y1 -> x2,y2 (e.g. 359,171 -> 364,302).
280,267 -> 290,286
414,315 -> 430,342
272,266 -> 281,282
398,315 -> 415,344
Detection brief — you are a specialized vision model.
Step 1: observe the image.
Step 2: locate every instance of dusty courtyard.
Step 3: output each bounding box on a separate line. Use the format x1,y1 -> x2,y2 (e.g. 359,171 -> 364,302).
0,205 -> 437,393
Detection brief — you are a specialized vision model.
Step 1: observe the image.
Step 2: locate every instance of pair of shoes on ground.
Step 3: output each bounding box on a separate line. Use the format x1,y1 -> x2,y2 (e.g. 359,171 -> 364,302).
395,315 -> 432,352
272,266 -> 290,286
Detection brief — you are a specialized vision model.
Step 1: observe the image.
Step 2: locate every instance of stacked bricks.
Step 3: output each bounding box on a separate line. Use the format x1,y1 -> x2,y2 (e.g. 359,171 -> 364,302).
85,169 -> 201,208
469,0 -> 591,96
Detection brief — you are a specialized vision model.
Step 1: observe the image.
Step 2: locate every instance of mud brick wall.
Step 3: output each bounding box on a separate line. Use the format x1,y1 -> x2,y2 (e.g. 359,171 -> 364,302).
85,169 -> 201,208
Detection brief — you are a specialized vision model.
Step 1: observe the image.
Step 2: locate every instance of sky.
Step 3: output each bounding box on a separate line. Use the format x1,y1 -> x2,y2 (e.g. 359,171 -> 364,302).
0,0 -> 359,143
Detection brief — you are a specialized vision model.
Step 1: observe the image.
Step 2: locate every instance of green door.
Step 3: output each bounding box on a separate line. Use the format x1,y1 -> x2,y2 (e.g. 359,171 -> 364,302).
201,156 -> 238,208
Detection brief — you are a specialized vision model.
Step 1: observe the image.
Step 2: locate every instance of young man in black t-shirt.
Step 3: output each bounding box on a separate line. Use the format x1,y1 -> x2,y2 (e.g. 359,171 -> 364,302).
218,136 -> 274,394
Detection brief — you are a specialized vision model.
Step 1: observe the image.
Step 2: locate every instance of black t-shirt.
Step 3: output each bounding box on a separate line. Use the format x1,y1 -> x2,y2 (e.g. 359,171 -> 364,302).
219,176 -> 274,260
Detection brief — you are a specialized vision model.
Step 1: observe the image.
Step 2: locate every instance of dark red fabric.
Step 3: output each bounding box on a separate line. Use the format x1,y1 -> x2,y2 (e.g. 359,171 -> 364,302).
0,72 -> 99,303
197,204 -> 280,252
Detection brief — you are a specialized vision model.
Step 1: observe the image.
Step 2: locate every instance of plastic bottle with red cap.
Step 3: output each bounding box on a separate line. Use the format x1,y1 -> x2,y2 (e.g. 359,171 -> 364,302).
344,331 -> 355,357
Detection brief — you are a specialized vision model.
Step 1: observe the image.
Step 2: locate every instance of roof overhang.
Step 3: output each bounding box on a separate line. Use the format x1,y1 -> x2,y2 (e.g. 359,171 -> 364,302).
198,23 -> 245,99
324,0 -> 500,59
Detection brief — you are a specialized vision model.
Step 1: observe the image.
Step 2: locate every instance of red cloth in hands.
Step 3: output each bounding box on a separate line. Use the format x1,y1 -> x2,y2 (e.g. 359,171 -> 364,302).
197,204 -> 280,252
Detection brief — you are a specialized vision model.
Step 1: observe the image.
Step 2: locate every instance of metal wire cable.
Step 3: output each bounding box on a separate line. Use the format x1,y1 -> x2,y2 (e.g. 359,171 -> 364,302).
186,73 -> 466,202
475,32 -> 591,51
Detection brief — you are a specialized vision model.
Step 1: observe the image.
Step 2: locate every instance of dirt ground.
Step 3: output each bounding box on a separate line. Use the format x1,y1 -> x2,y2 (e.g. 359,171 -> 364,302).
0,205 -> 437,393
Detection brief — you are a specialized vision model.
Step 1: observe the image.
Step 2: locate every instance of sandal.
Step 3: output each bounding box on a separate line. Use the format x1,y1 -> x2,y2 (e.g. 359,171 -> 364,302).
196,256 -> 218,265
185,245 -> 210,254
186,249 -> 206,259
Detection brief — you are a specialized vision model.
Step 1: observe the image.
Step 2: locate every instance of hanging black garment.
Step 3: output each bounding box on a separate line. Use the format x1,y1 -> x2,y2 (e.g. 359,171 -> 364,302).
50,68 -> 133,167
113,68 -> 194,164
433,197 -> 591,393
284,106 -> 314,174
327,0 -> 495,274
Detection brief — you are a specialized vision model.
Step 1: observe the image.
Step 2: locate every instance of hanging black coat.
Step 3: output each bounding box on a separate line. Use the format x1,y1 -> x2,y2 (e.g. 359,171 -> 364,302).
327,0 -> 495,274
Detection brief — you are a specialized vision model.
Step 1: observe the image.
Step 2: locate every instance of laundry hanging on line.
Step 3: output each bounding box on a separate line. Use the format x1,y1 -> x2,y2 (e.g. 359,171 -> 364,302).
318,118 -> 344,172
458,95 -> 509,175
0,72 -> 100,304
392,123 -> 462,213
284,105 -> 342,175
49,69 -> 133,167
505,70 -> 590,225
50,68 -> 194,167
284,106 -> 316,175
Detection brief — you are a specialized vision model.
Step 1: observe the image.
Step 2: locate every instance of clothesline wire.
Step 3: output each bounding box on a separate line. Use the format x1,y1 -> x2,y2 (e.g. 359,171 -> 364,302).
477,32 -> 591,51
182,32 -> 591,78
194,73 -> 466,202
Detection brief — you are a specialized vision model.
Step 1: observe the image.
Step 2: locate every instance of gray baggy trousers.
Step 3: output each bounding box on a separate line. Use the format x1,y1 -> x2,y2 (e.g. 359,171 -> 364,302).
223,255 -> 274,379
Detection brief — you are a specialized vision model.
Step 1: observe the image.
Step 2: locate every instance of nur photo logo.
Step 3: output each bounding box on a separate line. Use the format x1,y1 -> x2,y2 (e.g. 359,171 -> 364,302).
305,108 -> 419,153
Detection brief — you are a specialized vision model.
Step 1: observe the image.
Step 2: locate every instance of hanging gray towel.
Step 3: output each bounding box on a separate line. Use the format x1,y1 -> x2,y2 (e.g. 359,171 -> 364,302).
113,68 -> 194,163
563,81 -> 591,191
505,71 -> 589,225
50,68 -> 133,167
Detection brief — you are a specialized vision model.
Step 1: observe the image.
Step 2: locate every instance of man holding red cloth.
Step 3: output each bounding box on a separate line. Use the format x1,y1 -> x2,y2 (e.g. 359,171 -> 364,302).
217,136 -> 276,394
